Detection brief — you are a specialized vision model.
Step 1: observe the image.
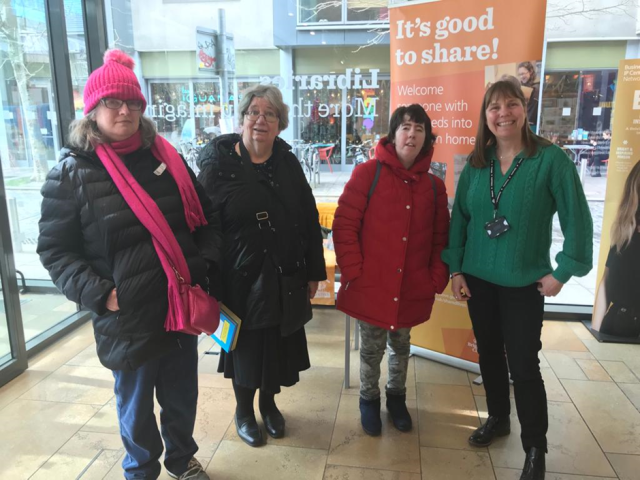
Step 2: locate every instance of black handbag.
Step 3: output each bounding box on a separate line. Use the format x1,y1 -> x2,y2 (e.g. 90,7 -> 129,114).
601,304 -> 640,337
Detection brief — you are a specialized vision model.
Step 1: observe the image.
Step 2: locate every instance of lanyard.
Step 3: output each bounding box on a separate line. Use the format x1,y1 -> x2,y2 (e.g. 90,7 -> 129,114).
490,157 -> 524,217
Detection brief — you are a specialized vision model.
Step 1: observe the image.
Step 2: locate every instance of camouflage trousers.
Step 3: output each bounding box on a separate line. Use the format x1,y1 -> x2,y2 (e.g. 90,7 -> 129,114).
358,320 -> 411,401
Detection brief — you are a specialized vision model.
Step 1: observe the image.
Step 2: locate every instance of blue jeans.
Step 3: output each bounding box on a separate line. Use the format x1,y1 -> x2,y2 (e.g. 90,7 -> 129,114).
112,335 -> 199,479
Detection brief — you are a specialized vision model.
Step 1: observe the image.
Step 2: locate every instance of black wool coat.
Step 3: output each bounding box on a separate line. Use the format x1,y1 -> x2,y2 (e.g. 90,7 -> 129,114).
37,146 -> 222,371
196,134 -> 326,331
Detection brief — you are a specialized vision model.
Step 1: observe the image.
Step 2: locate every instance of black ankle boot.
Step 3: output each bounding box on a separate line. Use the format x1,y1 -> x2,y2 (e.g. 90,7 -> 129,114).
468,415 -> 510,447
386,392 -> 412,432
235,414 -> 264,447
359,397 -> 382,436
520,447 -> 545,480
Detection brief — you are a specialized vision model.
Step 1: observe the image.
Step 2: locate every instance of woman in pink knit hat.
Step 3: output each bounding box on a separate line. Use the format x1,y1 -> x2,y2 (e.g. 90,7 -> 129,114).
37,49 -> 220,480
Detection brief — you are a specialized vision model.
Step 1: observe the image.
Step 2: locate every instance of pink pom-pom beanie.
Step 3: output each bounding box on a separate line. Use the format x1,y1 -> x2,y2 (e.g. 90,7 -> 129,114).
83,49 -> 147,115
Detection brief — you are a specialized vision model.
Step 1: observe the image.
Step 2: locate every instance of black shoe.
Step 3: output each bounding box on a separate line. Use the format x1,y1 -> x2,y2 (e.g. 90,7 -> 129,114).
468,415 -> 510,447
235,414 -> 264,447
261,408 -> 285,438
520,447 -> 545,480
359,397 -> 382,436
386,392 -> 412,432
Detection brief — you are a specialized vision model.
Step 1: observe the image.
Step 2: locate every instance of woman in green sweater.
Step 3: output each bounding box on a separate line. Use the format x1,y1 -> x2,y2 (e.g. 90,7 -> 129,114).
442,81 -> 592,480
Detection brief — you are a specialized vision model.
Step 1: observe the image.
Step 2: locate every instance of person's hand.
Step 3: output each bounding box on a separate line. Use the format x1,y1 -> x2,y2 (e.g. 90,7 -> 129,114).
537,274 -> 564,297
451,274 -> 471,301
106,288 -> 120,312
308,281 -> 319,299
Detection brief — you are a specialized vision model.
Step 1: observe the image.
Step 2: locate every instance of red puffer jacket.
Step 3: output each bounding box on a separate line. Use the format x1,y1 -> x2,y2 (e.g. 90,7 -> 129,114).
333,138 -> 450,331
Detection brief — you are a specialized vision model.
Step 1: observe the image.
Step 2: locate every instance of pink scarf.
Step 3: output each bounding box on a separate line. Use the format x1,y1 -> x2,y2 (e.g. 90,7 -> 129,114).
95,130 -> 207,332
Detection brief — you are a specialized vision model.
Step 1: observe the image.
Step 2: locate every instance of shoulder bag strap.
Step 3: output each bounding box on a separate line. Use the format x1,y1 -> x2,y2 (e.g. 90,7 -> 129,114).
366,160 -> 382,205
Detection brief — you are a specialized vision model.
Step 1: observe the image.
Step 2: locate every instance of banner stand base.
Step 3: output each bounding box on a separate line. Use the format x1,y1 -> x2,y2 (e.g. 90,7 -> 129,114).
410,345 -> 481,375
472,375 -> 483,386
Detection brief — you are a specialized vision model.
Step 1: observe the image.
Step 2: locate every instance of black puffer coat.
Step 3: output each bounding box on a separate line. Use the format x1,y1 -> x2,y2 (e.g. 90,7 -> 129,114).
37,147 -> 222,371
197,134 -> 326,331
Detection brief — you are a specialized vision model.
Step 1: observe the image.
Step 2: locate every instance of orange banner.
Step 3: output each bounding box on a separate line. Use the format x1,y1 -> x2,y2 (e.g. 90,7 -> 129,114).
390,0 -> 547,362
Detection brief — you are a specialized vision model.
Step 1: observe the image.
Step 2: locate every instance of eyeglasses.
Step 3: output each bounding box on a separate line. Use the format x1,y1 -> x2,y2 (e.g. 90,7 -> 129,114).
101,98 -> 144,111
244,110 -> 279,123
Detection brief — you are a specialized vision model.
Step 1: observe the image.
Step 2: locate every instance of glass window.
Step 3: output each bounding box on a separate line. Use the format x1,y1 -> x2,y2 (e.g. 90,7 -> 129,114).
299,0 -> 342,24
298,0 -> 387,24
193,80 -> 223,144
539,71 -> 580,146
539,69 -> 617,307
346,0 -> 388,22
292,75 -> 389,170
0,0 -> 79,346
348,78 -> 390,161
577,70 -> 615,137
296,87 -> 343,144
65,0 -> 89,119
148,81 -> 192,144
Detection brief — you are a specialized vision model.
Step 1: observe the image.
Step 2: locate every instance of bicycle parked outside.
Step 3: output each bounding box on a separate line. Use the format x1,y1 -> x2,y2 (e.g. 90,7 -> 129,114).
179,140 -> 204,174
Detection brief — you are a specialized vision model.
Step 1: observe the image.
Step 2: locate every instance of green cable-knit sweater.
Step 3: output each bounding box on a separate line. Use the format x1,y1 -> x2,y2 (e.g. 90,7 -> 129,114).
441,143 -> 593,287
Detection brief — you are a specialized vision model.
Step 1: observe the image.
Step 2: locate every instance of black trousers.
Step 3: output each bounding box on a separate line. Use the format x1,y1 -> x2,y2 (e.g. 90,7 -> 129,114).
466,274 -> 548,452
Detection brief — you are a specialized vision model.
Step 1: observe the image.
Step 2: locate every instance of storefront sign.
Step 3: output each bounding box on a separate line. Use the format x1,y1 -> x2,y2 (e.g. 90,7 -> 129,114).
220,34 -> 236,73
196,28 -> 217,72
390,0 -> 547,365
260,69 -> 381,119
260,68 -> 379,91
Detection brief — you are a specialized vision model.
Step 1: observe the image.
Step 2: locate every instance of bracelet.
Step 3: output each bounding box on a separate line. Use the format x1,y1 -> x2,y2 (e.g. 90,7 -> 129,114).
450,272 -> 463,279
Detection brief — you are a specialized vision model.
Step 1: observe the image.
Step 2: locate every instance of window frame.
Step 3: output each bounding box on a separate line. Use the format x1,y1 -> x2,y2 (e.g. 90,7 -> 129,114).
297,0 -> 388,28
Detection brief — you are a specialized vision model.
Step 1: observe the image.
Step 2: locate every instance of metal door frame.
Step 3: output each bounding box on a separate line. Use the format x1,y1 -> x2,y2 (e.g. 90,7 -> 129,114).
0,161 -> 28,385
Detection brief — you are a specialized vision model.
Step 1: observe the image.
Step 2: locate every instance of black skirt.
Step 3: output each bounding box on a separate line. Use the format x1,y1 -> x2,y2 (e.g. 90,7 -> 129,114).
218,326 -> 310,393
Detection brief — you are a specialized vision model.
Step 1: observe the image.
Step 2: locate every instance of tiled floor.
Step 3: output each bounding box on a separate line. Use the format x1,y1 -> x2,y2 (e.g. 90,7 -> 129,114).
1,310 -> 639,479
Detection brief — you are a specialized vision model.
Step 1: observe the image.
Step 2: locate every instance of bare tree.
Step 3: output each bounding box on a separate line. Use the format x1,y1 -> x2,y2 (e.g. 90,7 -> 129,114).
547,0 -> 636,22
306,0 -> 638,51
0,1 -> 50,181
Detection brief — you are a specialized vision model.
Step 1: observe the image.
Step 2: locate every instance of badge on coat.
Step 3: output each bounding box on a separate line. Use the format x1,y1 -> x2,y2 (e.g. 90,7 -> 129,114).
154,163 -> 167,176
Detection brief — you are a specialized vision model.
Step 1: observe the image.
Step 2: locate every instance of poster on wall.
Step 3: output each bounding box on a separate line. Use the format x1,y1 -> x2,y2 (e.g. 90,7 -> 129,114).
389,0 -> 547,368
589,59 -> 640,344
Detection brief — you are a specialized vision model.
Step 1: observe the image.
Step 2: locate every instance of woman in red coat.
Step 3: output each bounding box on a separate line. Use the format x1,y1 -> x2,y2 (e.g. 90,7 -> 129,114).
333,104 -> 450,436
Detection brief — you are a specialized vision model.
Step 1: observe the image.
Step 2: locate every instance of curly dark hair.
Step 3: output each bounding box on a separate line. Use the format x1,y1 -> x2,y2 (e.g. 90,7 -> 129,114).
387,104 -> 437,156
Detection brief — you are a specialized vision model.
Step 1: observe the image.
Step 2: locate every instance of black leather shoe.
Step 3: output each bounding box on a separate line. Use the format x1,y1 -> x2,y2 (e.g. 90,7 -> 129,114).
235,414 -> 264,447
360,397 -> 382,436
261,408 -> 285,438
520,447 -> 545,480
468,415 -> 510,447
386,392 -> 412,432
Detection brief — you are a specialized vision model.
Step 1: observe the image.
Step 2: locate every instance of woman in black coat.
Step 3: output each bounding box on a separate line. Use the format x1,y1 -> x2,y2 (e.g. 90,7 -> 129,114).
197,84 -> 326,447
37,50 -> 220,480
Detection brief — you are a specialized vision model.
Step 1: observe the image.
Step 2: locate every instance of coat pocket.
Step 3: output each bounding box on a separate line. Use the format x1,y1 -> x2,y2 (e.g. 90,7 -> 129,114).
279,268 -> 312,337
